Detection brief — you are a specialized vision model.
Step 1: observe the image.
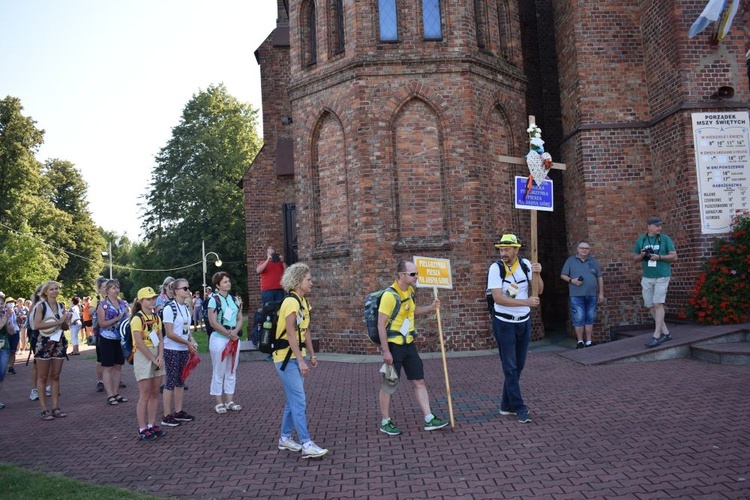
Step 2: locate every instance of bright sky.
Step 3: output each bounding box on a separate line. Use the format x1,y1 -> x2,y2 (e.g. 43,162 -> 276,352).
0,0 -> 278,240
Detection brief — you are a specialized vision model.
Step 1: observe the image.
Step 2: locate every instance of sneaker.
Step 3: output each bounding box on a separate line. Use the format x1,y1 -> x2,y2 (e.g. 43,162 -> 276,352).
301,441 -> 329,459
659,333 -> 672,343
8,367 -> 16,374
278,436 -> 303,452
150,425 -> 166,437
576,341 -> 584,349
173,411 -> 194,422
45,386 -> 51,397
424,416 -> 449,431
138,429 -> 157,441
160,414 -> 181,427
30,388 -> 39,401
499,408 -> 516,416
96,381 -> 104,392
645,336 -> 661,348
517,409 -> 532,424
379,418 -> 402,436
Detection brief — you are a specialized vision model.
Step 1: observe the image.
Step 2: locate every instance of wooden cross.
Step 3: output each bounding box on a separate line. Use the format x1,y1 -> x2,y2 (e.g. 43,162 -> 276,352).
498,116 -> 566,297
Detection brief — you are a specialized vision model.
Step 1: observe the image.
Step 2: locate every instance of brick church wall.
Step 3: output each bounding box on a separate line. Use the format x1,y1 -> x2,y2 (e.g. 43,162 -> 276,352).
244,0 -> 749,352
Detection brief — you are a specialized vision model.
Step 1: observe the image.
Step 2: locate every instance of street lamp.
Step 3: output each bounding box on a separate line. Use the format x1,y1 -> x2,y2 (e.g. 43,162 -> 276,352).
101,241 -> 113,279
202,240 -> 222,293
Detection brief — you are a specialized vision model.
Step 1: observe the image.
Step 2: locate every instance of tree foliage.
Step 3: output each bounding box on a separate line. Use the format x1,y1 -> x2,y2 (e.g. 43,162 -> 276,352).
141,84 -> 261,300
0,96 -> 104,299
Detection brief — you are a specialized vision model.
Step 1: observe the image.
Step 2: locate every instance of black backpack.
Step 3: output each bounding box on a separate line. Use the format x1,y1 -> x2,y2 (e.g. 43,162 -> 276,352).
485,259 -> 531,315
258,293 -> 303,371
203,293 -> 241,337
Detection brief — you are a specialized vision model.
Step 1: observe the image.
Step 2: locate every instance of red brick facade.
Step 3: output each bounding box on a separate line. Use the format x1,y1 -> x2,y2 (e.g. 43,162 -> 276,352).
242,0 -> 750,354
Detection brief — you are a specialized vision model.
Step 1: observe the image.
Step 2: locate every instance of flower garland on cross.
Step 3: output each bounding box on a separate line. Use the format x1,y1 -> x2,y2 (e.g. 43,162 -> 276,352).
523,123 -> 553,201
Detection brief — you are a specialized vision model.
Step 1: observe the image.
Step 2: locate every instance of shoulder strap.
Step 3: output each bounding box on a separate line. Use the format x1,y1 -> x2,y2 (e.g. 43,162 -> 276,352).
496,260 -> 506,280
168,299 -> 179,317
385,287 -> 402,330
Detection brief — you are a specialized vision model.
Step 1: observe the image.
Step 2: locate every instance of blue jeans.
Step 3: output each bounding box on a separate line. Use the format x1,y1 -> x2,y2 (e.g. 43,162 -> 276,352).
569,296 -> 597,327
261,289 -> 285,308
492,317 -> 531,412
0,349 -> 9,382
275,358 -> 310,442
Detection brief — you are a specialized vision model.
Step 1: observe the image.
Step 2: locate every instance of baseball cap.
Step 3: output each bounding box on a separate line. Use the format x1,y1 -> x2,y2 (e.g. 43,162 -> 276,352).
379,363 -> 399,394
494,234 -> 522,248
646,217 -> 664,225
137,287 -> 158,300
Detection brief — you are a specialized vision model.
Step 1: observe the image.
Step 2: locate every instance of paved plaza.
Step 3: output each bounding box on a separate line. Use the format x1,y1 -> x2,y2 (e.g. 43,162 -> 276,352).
1,329 -> 749,499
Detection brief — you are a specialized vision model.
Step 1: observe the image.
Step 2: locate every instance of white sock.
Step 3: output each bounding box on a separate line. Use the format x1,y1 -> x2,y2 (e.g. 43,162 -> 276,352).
585,341 -> 592,346
424,413 -> 434,423
381,418 -> 391,426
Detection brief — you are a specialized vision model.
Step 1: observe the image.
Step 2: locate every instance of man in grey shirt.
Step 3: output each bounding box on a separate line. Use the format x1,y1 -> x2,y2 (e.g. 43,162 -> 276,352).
561,241 -> 604,348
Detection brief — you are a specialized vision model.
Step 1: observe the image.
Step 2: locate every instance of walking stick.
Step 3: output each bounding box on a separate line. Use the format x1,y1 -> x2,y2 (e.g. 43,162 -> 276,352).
433,287 -> 454,427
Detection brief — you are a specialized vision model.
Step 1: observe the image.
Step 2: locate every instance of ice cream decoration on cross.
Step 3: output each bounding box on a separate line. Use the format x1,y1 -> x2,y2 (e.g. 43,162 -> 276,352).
523,123 -> 553,200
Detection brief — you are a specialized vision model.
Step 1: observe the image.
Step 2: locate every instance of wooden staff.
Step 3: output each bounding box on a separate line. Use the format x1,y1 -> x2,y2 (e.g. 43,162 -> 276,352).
433,287 -> 454,427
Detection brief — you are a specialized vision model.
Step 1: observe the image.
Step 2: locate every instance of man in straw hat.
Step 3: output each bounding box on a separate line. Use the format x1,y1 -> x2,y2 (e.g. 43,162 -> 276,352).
487,234 -> 544,424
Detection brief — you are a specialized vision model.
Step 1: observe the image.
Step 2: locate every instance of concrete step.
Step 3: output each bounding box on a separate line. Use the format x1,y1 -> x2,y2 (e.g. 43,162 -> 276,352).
691,341 -> 750,365
560,322 -> 750,366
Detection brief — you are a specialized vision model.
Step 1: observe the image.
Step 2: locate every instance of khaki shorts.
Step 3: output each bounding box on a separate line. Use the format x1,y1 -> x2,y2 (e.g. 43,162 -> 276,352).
641,277 -> 670,308
133,346 -> 165,382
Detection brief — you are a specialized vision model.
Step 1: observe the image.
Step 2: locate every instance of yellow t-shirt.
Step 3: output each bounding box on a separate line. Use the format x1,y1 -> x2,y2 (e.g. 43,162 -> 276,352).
129,312 -> 162,351
272,293 -> 310,363
378,282 -> 416,345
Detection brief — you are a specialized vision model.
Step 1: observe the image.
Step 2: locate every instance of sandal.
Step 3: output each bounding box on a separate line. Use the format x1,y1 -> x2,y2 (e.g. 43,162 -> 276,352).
41,410 -> 54,421
224,401 -> 242,411
214,403 -> 227,414
114,394 -> 128,403
52,408 -> 67,418
107,396 -> 119,406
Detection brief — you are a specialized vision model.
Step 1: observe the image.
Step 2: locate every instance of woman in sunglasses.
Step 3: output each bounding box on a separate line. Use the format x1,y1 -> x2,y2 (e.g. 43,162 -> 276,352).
97,279 -> 129,406
160,278 -> 197,427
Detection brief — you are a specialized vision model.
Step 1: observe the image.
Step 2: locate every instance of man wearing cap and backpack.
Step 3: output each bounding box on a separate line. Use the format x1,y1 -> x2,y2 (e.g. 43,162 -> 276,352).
633,217 -> 678,348
487,234 -> 544,424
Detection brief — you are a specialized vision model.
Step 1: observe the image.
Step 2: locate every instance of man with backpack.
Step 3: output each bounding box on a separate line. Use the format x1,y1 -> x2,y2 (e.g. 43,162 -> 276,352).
487,234 -> 544,424
378,260 -> 449,436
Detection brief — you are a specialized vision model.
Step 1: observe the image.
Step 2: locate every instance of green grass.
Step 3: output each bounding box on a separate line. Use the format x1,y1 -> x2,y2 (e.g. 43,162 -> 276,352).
0,464 -> 155,499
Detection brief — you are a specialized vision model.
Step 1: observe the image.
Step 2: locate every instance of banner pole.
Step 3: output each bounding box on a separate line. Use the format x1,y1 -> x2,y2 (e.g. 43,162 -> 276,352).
433,287 -> 454,427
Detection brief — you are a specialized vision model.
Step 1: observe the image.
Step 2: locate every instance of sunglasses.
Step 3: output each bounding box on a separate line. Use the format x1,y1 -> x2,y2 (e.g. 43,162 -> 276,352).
176,286 -> 190,291
401,272 -> 418,277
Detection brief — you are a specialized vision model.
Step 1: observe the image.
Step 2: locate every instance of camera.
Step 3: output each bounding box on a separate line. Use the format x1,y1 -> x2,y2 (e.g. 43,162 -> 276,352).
642,248 -> 654,261
271,253 -> 280,262
577,276 -> 584,282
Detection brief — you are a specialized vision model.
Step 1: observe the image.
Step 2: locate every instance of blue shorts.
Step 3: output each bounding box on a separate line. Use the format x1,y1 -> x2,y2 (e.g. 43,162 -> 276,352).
570,296 -> 597,327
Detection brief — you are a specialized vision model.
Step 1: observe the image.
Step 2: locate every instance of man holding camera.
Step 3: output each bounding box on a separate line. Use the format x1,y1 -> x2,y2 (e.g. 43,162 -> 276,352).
633,217 -> 678,347
256,246 -> 286,307
561,241 -> 604,349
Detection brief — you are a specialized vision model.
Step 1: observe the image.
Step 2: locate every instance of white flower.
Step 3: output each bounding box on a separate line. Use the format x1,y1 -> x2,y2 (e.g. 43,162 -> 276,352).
530,137 -> 545,148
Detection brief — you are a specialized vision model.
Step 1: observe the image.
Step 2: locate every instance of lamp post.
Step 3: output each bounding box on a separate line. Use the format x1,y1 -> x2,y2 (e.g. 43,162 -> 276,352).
101,241 -> 113,279
202,240 -> 222,293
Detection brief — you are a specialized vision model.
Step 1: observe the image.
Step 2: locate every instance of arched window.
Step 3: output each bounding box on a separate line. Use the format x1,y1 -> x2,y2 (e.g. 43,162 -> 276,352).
378,0 -> 398,42
301,0 -> 317,66
423,0 -> 442,40
474,0 -> 488,49
496,0 -> 512,62
330,0 -> 345,55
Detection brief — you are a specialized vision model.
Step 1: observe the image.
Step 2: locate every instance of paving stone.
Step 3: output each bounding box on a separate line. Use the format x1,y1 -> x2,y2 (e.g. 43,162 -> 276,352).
1,339 -> 749,498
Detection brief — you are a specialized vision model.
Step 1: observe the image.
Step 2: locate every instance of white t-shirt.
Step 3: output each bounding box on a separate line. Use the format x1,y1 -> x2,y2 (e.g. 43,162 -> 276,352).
487,258 -> 532,321
162,301 -> 191,351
